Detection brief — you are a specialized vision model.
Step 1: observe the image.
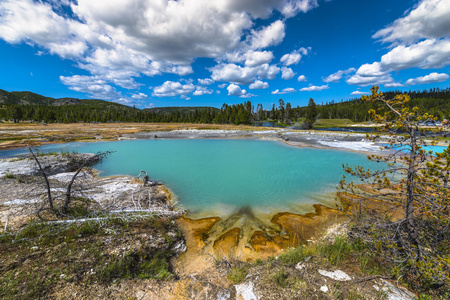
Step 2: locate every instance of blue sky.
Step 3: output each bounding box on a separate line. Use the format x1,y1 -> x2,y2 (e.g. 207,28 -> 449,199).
0,0 -> 449,109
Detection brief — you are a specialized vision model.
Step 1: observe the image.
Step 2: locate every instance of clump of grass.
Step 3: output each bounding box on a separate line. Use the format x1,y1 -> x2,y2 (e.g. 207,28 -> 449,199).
253,258 -> 264,266
272,267 -> 289,287
4,171 -> 15,179
96,251 -> 173,281
278,244 -> 316,265
317,236 -> 361,266
228,266 -> 248,284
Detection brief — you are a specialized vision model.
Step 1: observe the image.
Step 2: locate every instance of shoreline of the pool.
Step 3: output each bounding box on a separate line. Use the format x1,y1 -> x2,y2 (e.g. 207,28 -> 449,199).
0,127 -> 395,155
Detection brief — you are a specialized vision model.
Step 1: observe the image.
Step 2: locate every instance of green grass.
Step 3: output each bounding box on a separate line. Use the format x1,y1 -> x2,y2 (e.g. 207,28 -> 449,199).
4,171 -> 14,179
278,244 -> 316,265
228,266 -> 248,284
314,119 -> 358,128
35,149 -> 78,157
317,236 -> 365,266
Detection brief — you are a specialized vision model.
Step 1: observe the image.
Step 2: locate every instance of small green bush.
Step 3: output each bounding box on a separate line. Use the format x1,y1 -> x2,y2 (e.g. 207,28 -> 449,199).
4,171 -> 14,179
228,266 -> 248,284
318,236 -> 354,266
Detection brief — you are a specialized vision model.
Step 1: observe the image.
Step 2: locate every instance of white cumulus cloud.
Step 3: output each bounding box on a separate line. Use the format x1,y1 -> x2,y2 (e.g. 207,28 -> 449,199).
193,86 -> 214,96
323,68 -> 356,83
244,51 -> 274,67
299,84 -> 329,91
227,83 -> 254,98
405,72 -> 449,85
297,75 -> 307,82
210,63 -> 280,85
272,88 -> 296,94
59,75 -> 122,100
350,91 -> 370,96
198,78 -> 214,85
0,0 -> 320,100
281,67 -> 296,80
350,0 -> 450,88
152,81 -> 196,97
249,80 -> 269,89
250,20 -> 286,49
280,47 -> 309,66
373,0 -> 450,44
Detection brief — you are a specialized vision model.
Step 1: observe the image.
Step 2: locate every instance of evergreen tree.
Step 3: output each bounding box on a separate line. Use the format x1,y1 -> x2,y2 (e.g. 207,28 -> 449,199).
303,98 -> 317,129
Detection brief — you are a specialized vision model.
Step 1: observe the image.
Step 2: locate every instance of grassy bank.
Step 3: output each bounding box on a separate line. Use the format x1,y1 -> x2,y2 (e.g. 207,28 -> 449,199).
0,216 -> 184,299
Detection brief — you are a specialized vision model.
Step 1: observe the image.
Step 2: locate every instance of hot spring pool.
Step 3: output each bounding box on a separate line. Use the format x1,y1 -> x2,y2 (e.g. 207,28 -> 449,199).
1,139 -> 383,217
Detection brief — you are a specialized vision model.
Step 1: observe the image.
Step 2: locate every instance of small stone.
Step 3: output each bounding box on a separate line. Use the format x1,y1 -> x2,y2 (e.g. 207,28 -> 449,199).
318,269 -> 352,281
320,285 -> 328,293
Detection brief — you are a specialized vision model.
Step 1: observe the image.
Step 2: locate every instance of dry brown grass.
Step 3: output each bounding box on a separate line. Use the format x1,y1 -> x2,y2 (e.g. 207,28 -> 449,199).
0,122 -> 275,150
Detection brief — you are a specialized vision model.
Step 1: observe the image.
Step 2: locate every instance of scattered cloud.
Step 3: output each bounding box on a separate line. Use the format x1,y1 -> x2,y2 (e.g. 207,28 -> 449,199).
280,47 -> 309,66
272,88 -> 296,94
380,39 -> 450,71
346,74 -> 394,87
152,81 -> 195,97
249,80 -> 269,89
0,0 -> 321,100
198,78 -> 214,85
131,93 -> 148,100
350,91 -> 370,96
350,0 -> 450,88
244,51 -> 274,67
210,63 -> 280,85
59,75 -> 122,100
193,86 -> 214,96
281,0 -> 319,18
373,0 -> 450,44
281,67 -> 296,80
299,84 -> 329,91
250,20 -> 286,49
405,72 -> 449,85
384,82 -> 404,88
297,75 -> 307,82
227,83 -> 254,98
323,68 -> 356,83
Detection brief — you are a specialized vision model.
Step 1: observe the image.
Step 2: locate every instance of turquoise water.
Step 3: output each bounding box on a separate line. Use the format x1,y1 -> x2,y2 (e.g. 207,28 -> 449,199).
1,139 -> 382,217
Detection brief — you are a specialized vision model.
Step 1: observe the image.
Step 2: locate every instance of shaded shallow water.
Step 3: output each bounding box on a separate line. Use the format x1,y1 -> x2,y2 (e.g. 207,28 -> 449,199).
2,139 -> 384,217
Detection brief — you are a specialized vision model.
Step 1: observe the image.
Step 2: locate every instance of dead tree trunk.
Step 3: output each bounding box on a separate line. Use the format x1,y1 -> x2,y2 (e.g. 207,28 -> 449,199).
29,147 -> 54,211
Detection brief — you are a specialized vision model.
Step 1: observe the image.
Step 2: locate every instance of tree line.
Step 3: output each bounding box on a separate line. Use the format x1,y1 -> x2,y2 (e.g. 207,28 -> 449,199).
1,87 -> 450,124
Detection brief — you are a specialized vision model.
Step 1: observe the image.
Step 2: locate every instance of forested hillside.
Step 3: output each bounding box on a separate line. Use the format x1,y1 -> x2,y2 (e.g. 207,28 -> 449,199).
1,87 -> 450,124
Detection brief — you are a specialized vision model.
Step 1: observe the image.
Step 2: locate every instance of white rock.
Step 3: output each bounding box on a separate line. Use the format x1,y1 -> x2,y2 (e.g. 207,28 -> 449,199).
235,282 -> 257,300
3,198 -> 41,206
373,279 -> 416,300
318,141 -> 380,152
320,285 -> 328,293
318,269 -> 352,281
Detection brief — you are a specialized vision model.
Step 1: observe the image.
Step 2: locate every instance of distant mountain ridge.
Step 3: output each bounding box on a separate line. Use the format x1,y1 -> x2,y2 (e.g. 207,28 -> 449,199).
0,89 -> 219,113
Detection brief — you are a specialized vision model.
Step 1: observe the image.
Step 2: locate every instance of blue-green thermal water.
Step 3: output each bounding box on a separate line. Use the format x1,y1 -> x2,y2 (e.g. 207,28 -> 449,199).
1,139 -> 382,217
